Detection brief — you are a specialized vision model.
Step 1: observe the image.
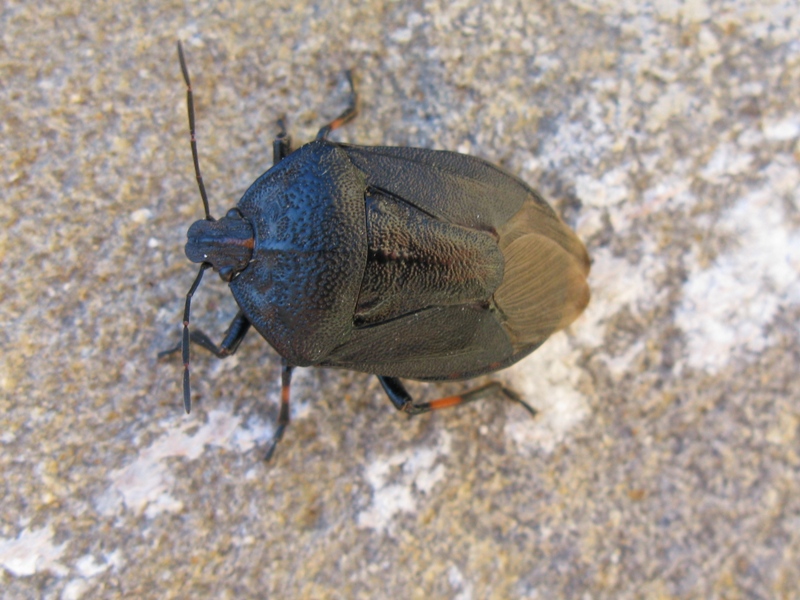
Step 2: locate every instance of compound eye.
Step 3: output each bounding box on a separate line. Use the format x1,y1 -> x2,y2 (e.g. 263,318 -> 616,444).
218,266 -> 235,282
226,208 -> 243,219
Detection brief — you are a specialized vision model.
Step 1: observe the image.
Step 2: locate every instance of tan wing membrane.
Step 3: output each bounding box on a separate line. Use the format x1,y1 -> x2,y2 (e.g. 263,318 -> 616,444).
498,199 -> 590,274
494,200 -> 590,350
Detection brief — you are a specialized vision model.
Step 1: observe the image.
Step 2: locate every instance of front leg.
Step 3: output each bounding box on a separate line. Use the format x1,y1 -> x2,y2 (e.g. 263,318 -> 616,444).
159,309 -> 251,412
264,360 -> 294,462
272,117 -> 292,164
316,71 -> 358,140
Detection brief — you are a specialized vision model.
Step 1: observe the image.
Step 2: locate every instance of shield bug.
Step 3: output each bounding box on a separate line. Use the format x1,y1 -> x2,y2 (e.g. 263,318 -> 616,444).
162,42 -> 590,460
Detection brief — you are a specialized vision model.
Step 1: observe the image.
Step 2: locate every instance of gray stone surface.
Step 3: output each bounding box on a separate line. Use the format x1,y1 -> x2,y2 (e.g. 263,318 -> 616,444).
2,1 -> 799,598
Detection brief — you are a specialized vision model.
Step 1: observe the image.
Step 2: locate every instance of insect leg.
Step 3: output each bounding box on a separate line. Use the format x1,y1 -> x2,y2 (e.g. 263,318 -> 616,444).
316,70 -> 358,140
159,309 -> 251,359
377,376 -> 537,417
264,360 -> 294,462
159,308 -> 251,413
272,117 -> 292,164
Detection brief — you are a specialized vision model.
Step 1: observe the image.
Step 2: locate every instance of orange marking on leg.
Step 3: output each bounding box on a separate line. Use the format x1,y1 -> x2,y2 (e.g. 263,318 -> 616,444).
328,116 -> 347,131
428,395 -> 464,410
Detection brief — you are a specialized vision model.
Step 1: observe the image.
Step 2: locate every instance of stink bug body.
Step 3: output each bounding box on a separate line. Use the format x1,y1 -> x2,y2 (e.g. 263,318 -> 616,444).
163,43 -> 590,459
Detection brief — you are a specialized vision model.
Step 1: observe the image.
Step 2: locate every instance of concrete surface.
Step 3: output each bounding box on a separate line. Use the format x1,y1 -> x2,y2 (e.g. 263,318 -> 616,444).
2,0 -> 799,598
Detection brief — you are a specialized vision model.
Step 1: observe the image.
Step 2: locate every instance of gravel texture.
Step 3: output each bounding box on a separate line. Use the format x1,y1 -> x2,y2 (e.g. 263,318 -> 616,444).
2,1 -> 799,598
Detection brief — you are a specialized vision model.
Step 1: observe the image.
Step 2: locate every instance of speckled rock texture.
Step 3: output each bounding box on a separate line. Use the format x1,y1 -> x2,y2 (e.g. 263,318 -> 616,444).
2,1 -> 799,598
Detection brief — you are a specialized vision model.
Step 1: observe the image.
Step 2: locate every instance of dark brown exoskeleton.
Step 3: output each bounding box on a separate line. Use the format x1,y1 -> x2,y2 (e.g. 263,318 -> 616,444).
162,43 -> 590,460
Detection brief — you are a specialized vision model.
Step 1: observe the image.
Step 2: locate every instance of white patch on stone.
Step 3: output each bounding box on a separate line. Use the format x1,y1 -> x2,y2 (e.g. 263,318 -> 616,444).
579,246 -> 664,349
575,166 -> 631,209
97,407 -> 270,517
448,564 -> 474,600
504,336 -> 590,455
61,579 -> 90,600
129,208 -> 152,224
104,549 -> 124,571
0,526 -> 68,577
74,554 -> 108,578
143,493 -> 185,519
357,432 -> 451,532
700,143 -> 754,183
763,117 -> 800,141
676,158 -> 800,372
646,86 -> 692,132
